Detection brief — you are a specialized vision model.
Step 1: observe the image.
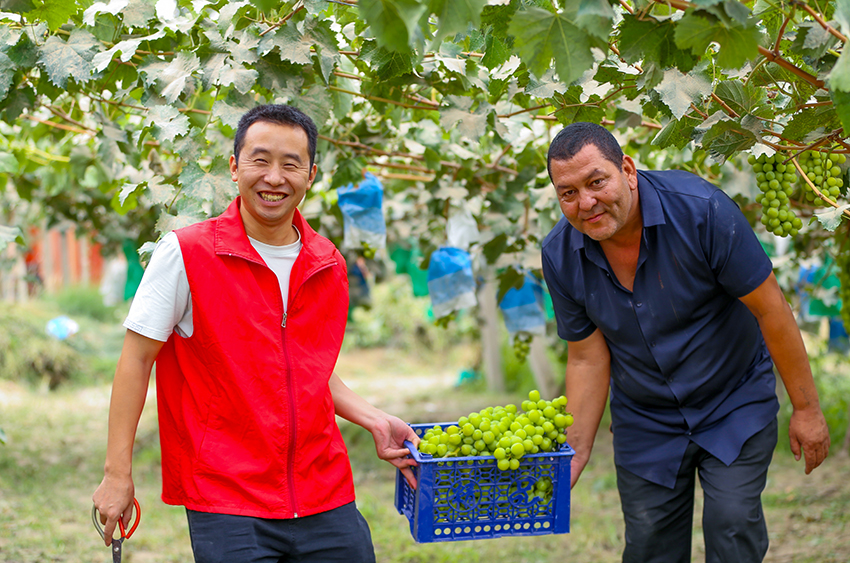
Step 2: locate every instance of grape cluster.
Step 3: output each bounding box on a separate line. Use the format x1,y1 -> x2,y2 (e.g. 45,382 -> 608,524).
512,333 -> 532,362
797,150 -> 846,206
417,389 -> 574,471
748,153 -> 803,237
433,311 -> 456,328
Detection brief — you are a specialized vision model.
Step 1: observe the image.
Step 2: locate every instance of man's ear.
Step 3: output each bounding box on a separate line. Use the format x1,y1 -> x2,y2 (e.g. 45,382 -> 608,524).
229,155 -> 238,182
307,163 -> 318,187
622,155 -> 638,191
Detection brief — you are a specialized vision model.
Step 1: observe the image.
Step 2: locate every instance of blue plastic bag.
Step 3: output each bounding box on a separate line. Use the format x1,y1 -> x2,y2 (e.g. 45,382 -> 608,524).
499,273 -> 546,336
337,172 -> 386,251
427,247 -> 477,318
46,316 -> 79,340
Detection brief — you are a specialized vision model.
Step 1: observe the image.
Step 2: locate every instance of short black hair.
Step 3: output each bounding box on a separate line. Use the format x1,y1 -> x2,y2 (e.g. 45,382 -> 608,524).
233,104 -> 318,167
547,122 -> 624,180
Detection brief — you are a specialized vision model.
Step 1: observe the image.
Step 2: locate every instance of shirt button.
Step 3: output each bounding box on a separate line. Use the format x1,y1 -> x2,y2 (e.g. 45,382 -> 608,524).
650,341 -> 656,347
636,302 -> 642,307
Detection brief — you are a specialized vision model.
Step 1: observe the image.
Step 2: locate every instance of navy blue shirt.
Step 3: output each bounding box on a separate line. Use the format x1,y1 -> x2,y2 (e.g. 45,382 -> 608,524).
541,169 -> 780,488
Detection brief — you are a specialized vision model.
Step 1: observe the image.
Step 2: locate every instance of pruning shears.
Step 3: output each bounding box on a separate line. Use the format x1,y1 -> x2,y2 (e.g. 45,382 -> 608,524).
91,498 -> 141,563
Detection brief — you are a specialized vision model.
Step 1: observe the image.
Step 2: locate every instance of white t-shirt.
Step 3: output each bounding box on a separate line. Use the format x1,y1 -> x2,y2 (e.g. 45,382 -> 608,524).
124,229 -> 302,342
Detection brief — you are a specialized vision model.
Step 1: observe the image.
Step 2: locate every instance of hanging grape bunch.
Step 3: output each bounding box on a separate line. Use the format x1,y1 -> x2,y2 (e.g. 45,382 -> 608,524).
417,390 -> 573,471
796,150 -> 847,207
748,153 -> 803,237
512,333 -> 532,362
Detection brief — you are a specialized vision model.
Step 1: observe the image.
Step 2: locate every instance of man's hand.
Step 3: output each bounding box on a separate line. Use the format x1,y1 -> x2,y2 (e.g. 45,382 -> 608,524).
369,414 -> 420,489
789,405 -> 830,474
92,474 -> 136,547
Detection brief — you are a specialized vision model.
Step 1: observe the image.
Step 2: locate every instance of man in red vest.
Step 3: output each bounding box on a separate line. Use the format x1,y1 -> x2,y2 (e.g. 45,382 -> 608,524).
93,104 -> 419,562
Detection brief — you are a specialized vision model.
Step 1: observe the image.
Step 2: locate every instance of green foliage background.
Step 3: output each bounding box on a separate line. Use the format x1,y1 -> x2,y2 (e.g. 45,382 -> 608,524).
0,0 -> 847,324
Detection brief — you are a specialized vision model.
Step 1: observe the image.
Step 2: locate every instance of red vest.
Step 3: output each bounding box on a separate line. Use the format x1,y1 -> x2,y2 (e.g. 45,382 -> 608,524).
154,199 -> 354,518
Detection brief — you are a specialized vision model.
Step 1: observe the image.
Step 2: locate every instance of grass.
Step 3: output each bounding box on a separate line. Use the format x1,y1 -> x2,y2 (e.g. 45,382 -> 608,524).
1,297 -> 849,562
1,346 -> 849,563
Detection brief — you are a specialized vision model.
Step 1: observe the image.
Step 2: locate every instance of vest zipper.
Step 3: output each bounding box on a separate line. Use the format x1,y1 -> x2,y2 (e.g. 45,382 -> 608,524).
281,321 -> 298,517
280,259 -> 335,519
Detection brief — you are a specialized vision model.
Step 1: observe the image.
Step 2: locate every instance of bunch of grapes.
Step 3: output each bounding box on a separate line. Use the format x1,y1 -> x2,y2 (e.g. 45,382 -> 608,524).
797,150 -> 846,207
748,153 -> 803,237
417,389 -> 574,471
512,333 -> 532,362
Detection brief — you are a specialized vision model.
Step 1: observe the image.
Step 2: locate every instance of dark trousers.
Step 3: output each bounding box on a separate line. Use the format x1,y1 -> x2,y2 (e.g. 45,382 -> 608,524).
617,418 -> 777,563
186,501 -> 376,563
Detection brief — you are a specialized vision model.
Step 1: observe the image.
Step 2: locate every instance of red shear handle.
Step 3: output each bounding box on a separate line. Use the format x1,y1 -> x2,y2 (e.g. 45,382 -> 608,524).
119,498 -> 141,539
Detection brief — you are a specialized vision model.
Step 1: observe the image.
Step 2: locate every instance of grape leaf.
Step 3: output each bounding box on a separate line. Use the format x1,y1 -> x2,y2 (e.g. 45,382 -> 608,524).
217,1 -> 251,37
674,10 -> 762,70
440,95 -> 490,140
254,55 -> 303,97
123,0 -> 156,29
827,47 -> 850,92
294,82 -> 333,129
575,0 -> 614,42
700,120 -> 757,164
38,29 -> 100,88
213,98 -> 251,129
792,20 -> 837,58
828,89 -> 850,138
0,51 -> 15,99
508,6 -> 597,84
552,85 -> 605,124
142,104 -> 190,142
360,40 -> 414,79
24,0 -> 79,31
652,116 -> 697,150
213,61 -> 258,94
259,23 -> 313,65
178,157 -> 233,204
497,264 -> 525,302
654,68 -> 711,119
712,79 -> 770,118
618,15 -> 697,74
145,175 -> 175,205
0,224 -> 23,249
83,0 -> 128,26
358,0 -> 428,54
429,0 -> 486,45
156,209 -> 204,233
91,37 -> 143,72
480,31 -> 511,70
140,52 -> 200,103
118,181 -> 141,206
0,151 -> 18,173
814,204 -> 850,232
227,30 -> 260,66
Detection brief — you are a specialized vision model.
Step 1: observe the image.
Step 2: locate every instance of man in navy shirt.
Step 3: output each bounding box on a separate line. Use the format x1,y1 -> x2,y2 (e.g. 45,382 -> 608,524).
541,122 -> 830,563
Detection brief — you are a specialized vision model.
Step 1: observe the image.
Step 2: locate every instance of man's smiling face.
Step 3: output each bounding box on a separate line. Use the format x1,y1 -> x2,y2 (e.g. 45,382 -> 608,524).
550,143 -> 639,242
229,120 -> 317,244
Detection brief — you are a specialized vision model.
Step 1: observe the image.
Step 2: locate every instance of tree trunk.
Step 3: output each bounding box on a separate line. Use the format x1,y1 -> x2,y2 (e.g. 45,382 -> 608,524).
478,278 -> 505,393
528,335 -> 562,398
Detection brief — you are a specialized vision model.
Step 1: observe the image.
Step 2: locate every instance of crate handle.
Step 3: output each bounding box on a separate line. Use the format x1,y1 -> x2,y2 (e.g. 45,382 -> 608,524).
404,440 -> 431,460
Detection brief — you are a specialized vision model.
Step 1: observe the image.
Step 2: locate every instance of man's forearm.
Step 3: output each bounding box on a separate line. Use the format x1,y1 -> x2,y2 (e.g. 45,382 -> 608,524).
329,372 -> 382,433
104,355 -> 153,476
103,331 -> 162,476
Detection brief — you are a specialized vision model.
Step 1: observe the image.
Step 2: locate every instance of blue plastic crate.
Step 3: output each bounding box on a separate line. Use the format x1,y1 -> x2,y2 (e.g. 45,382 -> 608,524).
394,422 -> 574,543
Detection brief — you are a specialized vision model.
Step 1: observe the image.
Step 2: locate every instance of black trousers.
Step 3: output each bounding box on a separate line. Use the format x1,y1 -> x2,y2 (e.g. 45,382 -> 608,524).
616,418 -> 777,563
186,501 -> 375,563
